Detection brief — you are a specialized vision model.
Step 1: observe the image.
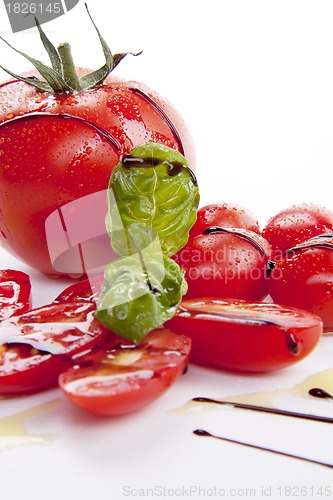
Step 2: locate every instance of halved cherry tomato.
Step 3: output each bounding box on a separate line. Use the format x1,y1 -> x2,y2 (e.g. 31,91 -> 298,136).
190,202 -> 260,238
262,203 -> 333,260
55,275 -> 104,304
59,328 -> 191,416
0,301 -> 111,395
269,235 -> 333,332
0,344 -> 70,395
166,298 -> 322,373
0,269 -> 31,320
175,227 -> 272,301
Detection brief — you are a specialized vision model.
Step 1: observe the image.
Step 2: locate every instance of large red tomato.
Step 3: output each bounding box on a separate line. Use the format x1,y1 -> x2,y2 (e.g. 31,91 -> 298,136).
0,60 -> 194,276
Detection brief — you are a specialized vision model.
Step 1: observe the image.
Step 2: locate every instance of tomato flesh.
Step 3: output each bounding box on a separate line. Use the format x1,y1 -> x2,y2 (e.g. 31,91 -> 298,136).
59,328 -> 191,416
0,301 -> 111,395
0,344 -> 69,395
0,269 -> 31,320
166,298 -> 322,373
55,276 -> 104,304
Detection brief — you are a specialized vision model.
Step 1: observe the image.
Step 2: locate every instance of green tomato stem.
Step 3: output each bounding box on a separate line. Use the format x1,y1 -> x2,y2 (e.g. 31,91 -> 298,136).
58,42 -> 81,92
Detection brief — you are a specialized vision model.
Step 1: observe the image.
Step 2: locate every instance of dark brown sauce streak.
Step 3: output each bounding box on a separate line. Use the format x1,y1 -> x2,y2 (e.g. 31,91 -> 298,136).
310,232 -> 333,239
0,76 -> 40,89
191,397 -> 333,423
193,429 -> 333,469
179,306 -> 301,356
0,112 -> 122,151
285,234 -> 333,256
203,226 -> 266,256
202,226 -> 276,277
122,155 -> 198,186
129,87 -> 185,155
309,388 -> 333,400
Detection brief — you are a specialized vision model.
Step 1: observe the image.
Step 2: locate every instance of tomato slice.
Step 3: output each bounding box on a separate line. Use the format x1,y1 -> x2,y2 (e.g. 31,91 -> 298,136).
59,328 -> 191,416
0,301 -> 108,354
166,298 -> 323,373
0,301 -> 111,395
0,344 -> 70,395
0,269 -> 31,320
55,275 -> 104,304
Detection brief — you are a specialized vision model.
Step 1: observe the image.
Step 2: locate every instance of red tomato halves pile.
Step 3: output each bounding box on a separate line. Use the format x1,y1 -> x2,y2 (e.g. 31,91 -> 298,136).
167,201 -> 333,372
0,201 -> 331,416
0,271 -> 191,415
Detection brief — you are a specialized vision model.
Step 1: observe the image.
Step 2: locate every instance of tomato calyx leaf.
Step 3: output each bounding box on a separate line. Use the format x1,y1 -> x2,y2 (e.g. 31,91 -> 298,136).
0,4 -> 141,94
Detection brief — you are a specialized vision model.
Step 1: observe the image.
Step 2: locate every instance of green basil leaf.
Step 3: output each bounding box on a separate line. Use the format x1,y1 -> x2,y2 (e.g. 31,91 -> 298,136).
95,253 -> 187,343
106,142 -> 199,257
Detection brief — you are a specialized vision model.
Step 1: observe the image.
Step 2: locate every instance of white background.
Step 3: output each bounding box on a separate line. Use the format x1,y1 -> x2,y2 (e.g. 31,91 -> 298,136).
1,2 -> 333,500
2,0 -> 333,224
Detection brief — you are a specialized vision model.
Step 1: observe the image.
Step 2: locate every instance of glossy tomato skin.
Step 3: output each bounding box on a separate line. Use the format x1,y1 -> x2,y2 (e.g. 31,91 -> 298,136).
0,344 -> 69,395
59,328 -> 191,416
0,74 -> 194,275
0,269 -> 31,319
175,227 -> 272,301
0,300 -> 112,395
55,275 -> 104,304
190,202 -> 260,238
269,236 -> 333,332
262,203 -> 333,260
166,298 -> 323,373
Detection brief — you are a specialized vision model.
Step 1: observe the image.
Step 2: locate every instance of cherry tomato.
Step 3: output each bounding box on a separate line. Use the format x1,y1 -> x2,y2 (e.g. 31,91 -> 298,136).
269,235 -> 333,332
166,298 -> 323,373
55,275 -> 104,304
59,328 -> 191,416
175,227 -> 272,301
262,203 -> 333,260
0,344 -> 71,395
190,202 -> 260,238
0,301 -> 111,395
0,269 -> 31,319
0,73 -> 194,276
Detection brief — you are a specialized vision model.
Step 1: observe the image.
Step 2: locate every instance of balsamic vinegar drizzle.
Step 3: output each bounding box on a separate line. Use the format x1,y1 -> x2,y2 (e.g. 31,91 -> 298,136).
285,233 -> 333,256
0,112 -> 122,151
178,303 -> 302,356
203,226 -> 267,256
191,397 -> 333,423
286,333 -> 301,356
129,86 -> 185,155
122,154 -> 198,186
308,388 -> 333,400
202,226 -> 276,276
188,369 -> 333,469
193,429 -> 333,469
